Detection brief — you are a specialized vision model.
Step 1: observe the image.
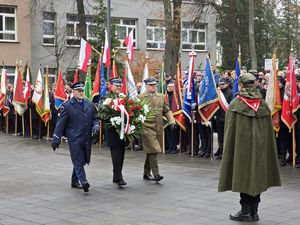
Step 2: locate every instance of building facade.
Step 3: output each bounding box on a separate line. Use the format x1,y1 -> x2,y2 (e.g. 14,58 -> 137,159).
0,0 -> 31,83
3,0 -> 217,83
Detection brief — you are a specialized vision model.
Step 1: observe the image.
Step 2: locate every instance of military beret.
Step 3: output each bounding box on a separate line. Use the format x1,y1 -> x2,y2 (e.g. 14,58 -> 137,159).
71,81 -> 85,90
110,78 -> 123,85
219,77 -> 229,85
144,77 -> 158,85
238,73 -> 256,84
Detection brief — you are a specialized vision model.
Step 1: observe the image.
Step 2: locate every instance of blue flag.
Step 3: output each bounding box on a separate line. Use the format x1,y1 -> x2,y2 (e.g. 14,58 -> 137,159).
183,56 -> 196,122
198,58 -> 219,122
233,58 -> 240,97
100,58 -> 107,98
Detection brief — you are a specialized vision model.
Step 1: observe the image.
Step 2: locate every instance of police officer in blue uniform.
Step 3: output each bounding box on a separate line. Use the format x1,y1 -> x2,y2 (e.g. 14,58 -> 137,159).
51,81 -> 99,193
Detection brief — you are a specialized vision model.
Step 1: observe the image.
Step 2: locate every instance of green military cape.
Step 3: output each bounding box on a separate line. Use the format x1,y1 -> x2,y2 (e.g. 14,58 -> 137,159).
218,88 -> 281,196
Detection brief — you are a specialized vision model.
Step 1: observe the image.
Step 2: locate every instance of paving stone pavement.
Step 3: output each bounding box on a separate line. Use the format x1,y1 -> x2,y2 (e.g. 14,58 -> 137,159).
0,132 -> 300,225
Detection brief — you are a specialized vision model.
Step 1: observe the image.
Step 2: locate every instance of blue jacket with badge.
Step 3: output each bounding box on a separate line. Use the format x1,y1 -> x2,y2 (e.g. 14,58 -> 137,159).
53,97 -> 99,167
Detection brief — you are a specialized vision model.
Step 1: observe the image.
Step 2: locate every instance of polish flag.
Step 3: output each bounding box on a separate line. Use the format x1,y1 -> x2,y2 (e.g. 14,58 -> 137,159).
24,67 -> 31,104
103,29 -> 111,68
79,38 -> 92,73
0,69 -> 7,110
124,29 -> 134,63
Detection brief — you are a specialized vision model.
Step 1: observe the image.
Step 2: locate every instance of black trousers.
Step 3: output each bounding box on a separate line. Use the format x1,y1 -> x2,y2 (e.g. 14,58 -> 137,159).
198,123 -> 212,154
216,121 -> 225,154
240,193 -> 261,205
165,125 -> 178,151
110,144 -> 125,182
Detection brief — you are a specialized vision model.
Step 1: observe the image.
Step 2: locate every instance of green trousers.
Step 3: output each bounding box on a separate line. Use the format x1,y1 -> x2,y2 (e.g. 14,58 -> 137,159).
144,153 -> 159,176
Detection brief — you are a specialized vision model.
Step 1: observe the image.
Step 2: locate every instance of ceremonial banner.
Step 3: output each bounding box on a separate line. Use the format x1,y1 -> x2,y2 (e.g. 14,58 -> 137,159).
233,57 -> 241,97
172,63 -> 186,131
0,69 -> 6,110
84,66 -> 92,101
54,67 -> 67,110
125,60 -> 137,98
13,66 -> 27,115
265,53 -> 281,132
92,56 -> 101,104
198,57 -> 219,122
183,52 -> 196,122
140,62 -> 148,94
281,56 -> 299,130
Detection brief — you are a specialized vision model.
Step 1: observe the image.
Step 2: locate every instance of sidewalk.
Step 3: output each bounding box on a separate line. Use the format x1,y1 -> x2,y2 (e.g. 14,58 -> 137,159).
0,133 -> 299,225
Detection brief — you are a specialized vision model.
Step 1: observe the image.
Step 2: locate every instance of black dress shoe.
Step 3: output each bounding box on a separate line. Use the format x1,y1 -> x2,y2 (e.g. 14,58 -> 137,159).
154,175 -> 164,183
117,179 -> 127,186
230,210 -> 254,222
280,160 -> 286,166
216,155 -> 222,160
71,182 -> 82,189
82,182 -> 90,193
143,174 -> 154,181
198,151 -> 206,157
204,153 -> 211,158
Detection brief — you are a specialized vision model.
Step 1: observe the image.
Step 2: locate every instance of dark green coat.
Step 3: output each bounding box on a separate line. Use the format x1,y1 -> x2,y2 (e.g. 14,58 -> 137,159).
218,88 -> 281,196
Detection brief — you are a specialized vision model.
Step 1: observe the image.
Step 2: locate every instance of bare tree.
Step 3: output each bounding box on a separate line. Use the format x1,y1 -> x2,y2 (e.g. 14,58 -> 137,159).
76,0 -> 87,39
248,0 -> 257,70
163,0 -> 182,78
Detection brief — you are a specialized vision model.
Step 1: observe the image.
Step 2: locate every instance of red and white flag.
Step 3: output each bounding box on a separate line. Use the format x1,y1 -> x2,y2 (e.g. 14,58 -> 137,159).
124,29 -> 134,63
103,28 -> 111,68
13,66 -> 27,115
32,69 -> 43,113
281,56 -> 299,130
24,67 -> 31,104
0,69 -> 6,110
79,38 -> 92,73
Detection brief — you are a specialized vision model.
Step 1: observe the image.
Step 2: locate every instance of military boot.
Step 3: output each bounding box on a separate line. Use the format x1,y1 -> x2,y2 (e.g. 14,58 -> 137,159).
230,204 -> 254,222
251,203 -> 259,221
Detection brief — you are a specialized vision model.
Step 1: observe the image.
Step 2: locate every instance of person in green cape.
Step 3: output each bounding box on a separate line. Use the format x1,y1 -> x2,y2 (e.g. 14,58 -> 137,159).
218,73 -> 281,222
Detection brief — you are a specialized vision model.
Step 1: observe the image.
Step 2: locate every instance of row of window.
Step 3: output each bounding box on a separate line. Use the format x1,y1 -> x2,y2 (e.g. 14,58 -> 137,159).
42,12 -> 207,51
0,6 -> 207,51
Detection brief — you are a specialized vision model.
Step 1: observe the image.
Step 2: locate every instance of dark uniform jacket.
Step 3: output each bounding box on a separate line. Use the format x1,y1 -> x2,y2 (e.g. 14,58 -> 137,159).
100,92 -> 126,148
53,97 -> 99,167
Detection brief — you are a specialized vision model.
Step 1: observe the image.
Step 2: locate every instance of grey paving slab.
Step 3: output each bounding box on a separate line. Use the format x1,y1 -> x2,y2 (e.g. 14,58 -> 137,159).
0,133 -> 300,225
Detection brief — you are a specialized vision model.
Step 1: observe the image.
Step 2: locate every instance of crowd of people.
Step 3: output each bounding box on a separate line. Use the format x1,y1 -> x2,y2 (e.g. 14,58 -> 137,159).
1,67 -> 300,169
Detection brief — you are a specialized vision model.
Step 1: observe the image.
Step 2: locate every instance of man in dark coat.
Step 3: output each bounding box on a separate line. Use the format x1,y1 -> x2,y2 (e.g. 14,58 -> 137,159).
51,81 -> 99,193
218,73 -> 281,222
102,78 -> 127,187
214,77 -> 232,159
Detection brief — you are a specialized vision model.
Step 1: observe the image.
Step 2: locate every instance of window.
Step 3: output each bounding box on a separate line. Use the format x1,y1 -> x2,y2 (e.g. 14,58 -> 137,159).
3,66 -> 15,84
182,22 -> 206,51
146,19 -> 165,50
66,14 -> 97,47
44,68 -> 57,84
0,6 -> 16,41
43,12 -> 56,45
113,18 -> 137,48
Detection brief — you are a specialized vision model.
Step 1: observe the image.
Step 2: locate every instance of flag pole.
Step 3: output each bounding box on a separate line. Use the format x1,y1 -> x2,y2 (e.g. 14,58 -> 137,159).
210,124 -> 214,160
162,128 -> 165,154
191,112 -> 194,157
99,120 -> 102,150
29,108 -> 32,138
22,114 -> 25,137
179,127 -> 182,155
47,121 -> 50,142
293,126 -> 296,167
5,114 -> 8,134
14,113 -> 17,136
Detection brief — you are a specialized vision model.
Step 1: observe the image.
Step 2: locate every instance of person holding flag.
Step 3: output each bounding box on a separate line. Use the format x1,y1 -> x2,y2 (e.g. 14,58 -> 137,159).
51,81 -> 100,193
218,73 -> 281,222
